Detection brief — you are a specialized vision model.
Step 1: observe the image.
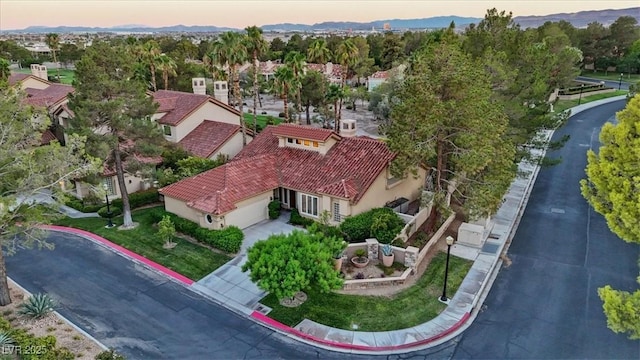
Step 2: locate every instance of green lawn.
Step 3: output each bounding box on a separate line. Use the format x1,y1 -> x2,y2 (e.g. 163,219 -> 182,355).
554,90 -> 628,113
14,68 -> 75,85
243,113 -> 283,129
580,71 -> 640,82
55,207 -> 231,280
260,252 -> 472,331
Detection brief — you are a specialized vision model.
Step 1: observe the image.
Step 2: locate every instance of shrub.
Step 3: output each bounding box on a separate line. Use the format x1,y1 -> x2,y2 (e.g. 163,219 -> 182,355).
278,112 -> 286,118
64,198 -> 102,213
96,349 -> 127,360
289,208 -> 313,226
149,209 -> 243,253
97,206 -> 122,218
18,293 -> 55,319
0,331 -> 13,347
111,189 -> 159,210
340,208 -> 404,243
268,200 -> 281,219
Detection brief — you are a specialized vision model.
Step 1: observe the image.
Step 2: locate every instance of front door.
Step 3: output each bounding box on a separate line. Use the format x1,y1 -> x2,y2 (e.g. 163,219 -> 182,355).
289,190 -> 297,209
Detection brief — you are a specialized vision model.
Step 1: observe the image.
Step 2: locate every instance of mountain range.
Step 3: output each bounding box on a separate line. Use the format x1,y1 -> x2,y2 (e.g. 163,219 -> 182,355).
5,7 -> 639,33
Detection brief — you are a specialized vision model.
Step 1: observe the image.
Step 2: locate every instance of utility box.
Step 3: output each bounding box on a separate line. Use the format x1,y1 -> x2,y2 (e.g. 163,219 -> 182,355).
458,222 -> 485,247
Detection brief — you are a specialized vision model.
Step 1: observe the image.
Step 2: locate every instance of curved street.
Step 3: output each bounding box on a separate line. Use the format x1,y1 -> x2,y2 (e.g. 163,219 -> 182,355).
5,99 -> 639,359
450,99 -> 640,359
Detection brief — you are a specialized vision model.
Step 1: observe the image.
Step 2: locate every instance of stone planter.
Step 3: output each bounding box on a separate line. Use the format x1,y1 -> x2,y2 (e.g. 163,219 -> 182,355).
382,253 -> 394,267
351,256 -> 369,268
333,257 -> 343,271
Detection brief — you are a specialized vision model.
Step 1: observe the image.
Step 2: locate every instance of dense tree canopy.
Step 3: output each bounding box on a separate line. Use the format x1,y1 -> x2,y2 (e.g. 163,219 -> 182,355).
580,94 -> 640,244
0,86 -> 98,305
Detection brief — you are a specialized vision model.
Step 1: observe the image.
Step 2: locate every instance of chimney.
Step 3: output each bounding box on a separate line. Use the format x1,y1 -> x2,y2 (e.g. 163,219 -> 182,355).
192,77 -> 206,95
30,64 -> 48,80
213,80 -> 229,104
340,119 -> 357,137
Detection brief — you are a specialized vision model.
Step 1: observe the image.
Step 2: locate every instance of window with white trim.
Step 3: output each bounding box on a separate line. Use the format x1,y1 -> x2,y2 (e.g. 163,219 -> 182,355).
333,202 -> 340,222
163,125 -> 172,136
300,194 -> 318,217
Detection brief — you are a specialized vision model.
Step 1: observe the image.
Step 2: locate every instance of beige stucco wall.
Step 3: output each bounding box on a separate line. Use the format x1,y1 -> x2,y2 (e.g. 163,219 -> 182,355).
20,77 -> 49,90
224,191 -> 272,229
350,166 -> 426,216
164,196 -> 202,224
173,101 -> 241,142
212,132 -> 244,160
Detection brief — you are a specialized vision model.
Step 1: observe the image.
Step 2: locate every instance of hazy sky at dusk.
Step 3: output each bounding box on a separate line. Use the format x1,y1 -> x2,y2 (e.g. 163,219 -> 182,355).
1,0 -> 638,30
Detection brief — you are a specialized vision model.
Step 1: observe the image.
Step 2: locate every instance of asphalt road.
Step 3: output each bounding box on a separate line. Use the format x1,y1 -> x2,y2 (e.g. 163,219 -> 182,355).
450,99 -> 640,359
577,76 -> 630,90
6,231 -> 456,359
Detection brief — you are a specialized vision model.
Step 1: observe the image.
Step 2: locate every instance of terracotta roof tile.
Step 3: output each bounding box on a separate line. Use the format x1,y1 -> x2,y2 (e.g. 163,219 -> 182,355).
23,83 -> 73,109
152,90 -> 239,126
370,70 -> 389,79
40,129 -> 57,145
8,73 -> 29,86
178,120 -> 240,158
272,123 -> 338,142
161,124 -> 396,215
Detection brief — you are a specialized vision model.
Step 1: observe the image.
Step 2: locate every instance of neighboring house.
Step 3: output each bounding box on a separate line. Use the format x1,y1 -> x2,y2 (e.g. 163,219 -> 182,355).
304,62 -> 345,84
160,120 -> 426,229
367,70 -> 389,92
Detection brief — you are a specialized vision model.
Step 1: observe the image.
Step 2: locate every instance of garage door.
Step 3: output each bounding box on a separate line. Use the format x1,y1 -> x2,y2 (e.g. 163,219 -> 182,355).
225,198 -> 269,229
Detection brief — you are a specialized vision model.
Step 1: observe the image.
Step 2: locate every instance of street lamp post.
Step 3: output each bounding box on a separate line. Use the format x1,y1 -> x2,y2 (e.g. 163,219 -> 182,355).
578,84 -> 585,105
103,183 -> 114,228
439,235 -> 455,303
619,73 -> 623,90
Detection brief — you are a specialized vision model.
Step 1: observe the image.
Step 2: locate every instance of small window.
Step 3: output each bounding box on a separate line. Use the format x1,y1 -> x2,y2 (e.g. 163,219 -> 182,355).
313,141 -> 319,147
199,80 -> 204,86
343,123 -> 349,130
221,83 -> 227,90
303,140 -> 310,146
296,139 -> 301,144
205,214 -> 213,224
287,138 -> 293,143
333,202 -> 340,222
163,125 -> 172,136
215,84 -> 220,90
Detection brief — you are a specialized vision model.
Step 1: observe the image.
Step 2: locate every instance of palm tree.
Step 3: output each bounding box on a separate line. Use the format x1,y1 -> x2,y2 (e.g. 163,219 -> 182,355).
139,40 -> 161,91
307,39 -> 332,64
0,57 -> 10,82
335,39 -> 359,127
273,66 -> 296,122
244,26 -> 269,134
284,51 -> 306,124
45,33 -> 60,80
156,54 -> 177,90
325,84 -> 343,131
212,32 -> 249,145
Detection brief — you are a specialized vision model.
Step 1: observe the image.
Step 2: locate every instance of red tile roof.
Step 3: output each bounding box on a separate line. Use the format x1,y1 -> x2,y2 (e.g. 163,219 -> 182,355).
370,70 -> 389,79
272,123 -> 338,142
23,83 -> 74,109
8,73 -> 30,86
160,124 -> 396,215
152,90 -> 239,126
40,129 -> 57,145
178,120 -> 240,158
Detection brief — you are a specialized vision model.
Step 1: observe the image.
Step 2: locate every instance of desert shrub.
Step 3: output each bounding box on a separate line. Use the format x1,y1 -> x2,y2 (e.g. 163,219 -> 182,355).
340,208 -> 404,243
111,189 -> 159,210
268,200 -> 281,219
95,349 -> 126,360
18,293 -> 55,319
149,210 -> 243,253
0,331 -> 13,346
289,208 -> 313,226
97,206 -> 122,218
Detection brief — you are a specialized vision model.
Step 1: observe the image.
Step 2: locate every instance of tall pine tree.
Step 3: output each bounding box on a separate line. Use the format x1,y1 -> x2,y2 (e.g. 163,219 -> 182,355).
68,40 -> 164,228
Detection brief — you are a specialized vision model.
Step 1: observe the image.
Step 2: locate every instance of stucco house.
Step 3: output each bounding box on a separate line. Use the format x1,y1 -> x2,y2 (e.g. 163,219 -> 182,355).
159,121 -> 426,229
367,70 -> 389,92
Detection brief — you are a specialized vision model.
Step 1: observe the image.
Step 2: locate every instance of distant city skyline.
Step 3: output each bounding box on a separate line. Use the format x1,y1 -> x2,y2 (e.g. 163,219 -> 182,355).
1,0 -> 638,30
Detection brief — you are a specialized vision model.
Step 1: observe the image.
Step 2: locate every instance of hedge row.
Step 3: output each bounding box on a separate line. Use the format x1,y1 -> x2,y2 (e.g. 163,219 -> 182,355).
111,189 -> 159,209
0,317 -> 75,360
149,208 -> 243,253
64,198 -> 102,213
339,207 -> 405,244
289,208 -> 314,227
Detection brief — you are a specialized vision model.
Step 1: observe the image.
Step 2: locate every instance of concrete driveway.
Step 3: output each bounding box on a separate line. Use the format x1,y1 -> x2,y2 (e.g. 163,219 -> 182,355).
192,214 -> 299,315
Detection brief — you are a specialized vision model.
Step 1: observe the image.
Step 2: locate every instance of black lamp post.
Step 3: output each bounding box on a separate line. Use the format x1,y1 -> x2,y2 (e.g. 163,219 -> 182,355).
439,235 -> 455,303
618,73 -> 623,90
578,84 -> 585,105
103,183 -> 114,228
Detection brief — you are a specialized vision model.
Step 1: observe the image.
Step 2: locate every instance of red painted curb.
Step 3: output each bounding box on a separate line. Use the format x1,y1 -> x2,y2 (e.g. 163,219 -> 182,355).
42,225 -> 194,285
251,311 -> 471,352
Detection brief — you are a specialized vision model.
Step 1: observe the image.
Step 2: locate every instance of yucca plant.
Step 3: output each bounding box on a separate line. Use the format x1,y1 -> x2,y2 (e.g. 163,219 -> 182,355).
0,331 -> 13,347
17,293 -> 55,319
